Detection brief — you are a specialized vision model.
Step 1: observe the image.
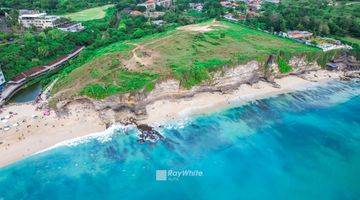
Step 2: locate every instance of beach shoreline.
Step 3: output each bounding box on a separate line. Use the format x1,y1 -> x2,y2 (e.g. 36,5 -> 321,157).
141,70 -> 343,125
0,69 -> 344,168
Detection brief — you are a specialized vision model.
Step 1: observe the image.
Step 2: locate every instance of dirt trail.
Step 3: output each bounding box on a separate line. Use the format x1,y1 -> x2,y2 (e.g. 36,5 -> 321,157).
124,33 -> 174,70
177,19 -> 228,32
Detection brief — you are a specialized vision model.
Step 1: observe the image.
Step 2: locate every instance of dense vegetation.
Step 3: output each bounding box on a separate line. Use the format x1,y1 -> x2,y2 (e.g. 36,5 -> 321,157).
0,29 -> 83,79
0,0 -> 116,14
0,7 -> 118,80
246,0 -> 360,37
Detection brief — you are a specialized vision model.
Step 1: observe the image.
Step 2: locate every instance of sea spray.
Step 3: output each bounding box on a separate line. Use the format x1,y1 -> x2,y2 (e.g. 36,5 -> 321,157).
33,123 -> 136,155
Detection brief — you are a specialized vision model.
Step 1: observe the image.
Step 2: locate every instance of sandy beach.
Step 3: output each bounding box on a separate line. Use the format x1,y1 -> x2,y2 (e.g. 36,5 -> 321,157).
0,103 -> 105,167
0,69 -> 343,168
141,70 -> 343,125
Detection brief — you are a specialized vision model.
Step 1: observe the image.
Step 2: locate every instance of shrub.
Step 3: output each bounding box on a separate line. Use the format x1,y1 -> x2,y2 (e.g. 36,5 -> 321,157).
171,58 -> 228,88
278,57 -> 292,73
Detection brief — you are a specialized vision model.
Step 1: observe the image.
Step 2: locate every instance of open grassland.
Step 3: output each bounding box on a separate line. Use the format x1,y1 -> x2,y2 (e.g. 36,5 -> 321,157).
63,4 -> 114,21
51,20 -> 327,101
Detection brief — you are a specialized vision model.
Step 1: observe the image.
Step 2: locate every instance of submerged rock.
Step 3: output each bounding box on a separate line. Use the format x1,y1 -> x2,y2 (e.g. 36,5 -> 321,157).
121,117 -> 164,143
137,124 -> 164,143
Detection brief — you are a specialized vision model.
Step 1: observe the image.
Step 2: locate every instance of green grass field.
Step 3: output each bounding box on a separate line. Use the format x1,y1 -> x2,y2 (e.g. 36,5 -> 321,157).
63,4 -> 114,21
51,20 -> 328,101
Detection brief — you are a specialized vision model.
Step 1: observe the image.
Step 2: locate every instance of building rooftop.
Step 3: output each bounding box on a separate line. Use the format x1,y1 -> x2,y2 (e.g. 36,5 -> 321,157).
287,30 -> 313,39
19,13 -> 47,18
19,9 -> 40,15
130,10 -> 143,16
57,22 -> 78,28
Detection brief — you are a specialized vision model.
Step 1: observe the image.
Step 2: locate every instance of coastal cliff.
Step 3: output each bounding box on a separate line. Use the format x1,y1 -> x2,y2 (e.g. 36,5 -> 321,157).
54,54 -> 357,126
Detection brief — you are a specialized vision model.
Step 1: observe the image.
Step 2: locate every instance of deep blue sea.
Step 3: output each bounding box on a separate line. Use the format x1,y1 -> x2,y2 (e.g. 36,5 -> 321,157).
0,80 -> 359,200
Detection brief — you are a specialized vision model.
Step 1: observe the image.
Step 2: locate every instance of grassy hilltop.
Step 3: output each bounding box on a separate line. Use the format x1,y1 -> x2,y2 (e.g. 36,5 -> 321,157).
62,4 -> 114,21
51,20 -> 326,101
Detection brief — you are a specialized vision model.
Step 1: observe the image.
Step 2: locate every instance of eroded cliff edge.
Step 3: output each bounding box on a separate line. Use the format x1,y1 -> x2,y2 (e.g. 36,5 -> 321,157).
52,53 -> 359,126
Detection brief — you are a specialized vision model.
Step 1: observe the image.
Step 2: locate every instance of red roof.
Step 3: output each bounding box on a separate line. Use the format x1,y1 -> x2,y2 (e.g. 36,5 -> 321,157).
10,46 -> 83,82
130,10 -> 143,16
11,73 -> 26,82
23,66 -> 46,77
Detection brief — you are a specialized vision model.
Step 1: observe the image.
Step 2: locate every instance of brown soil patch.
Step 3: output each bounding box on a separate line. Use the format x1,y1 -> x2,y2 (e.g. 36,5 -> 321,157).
177,20 -> 229,33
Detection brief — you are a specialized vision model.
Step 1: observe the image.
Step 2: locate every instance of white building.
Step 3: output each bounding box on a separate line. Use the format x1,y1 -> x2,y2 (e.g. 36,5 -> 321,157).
57,22 -> 84,32
138,0 -> 172,12
263,0 -> 280,3
152,20 -> 164,26
18,10 -> 60,29
189,3 -> 204,11
0,68 -> 6,91
156,0 -> 172,8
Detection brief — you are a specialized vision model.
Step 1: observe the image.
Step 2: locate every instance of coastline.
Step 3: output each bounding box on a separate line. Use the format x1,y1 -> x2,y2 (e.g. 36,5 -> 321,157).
0,70 -> 343,168
141,70 -> 343,125
0,102 -> 106,168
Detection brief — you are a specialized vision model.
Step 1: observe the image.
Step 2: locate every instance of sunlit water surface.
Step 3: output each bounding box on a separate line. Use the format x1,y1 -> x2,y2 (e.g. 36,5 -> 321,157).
0,80 -> 359,200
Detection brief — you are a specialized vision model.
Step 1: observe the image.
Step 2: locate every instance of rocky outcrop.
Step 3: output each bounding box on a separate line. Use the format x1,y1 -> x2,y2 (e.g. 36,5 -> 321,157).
327,53 -> 360,71
289,57 -> 321,74
264,55 -> 279,82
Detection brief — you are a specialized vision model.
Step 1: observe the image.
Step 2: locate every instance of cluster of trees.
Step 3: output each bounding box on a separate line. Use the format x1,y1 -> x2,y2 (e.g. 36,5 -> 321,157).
0,29 -> 86,79
0,0 -> 228,80
0,6 -> 123,80
0,0 -> 117,13
246,0 -> 360,37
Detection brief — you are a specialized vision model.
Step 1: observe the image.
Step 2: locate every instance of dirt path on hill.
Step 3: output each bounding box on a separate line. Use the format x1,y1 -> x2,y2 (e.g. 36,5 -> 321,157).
177,19 -> 228,33
124,34 -> 174,70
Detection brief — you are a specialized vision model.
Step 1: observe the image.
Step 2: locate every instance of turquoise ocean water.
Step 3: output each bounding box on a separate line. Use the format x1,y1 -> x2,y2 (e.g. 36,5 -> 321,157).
0,80 -> 359,200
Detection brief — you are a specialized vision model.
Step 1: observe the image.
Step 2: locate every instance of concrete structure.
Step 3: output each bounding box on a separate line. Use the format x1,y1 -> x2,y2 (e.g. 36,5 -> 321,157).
263,0 -> 280,3
144,11 -> 165,18
287,31 -> 313,40
223,13 -> 239,22
138,0 -> 172,11
152,20 -> 164,26
156,0 -> 172,8
18,9 -> 84,32
0,68 -> 6,92
316,43 -> 352,52
18,10 -> 60,29
189,3 -> 204,11
146,0 -> 156,11
57,22 -> 84,32
130,10 -> 143,16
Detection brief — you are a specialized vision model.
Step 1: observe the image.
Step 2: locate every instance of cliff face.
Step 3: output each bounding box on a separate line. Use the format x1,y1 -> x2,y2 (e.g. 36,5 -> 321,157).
56,55 -> 340,123
265,55 -> 321,81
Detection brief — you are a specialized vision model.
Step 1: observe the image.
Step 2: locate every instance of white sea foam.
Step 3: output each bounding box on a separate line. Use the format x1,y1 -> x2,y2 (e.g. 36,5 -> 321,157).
33,124 -> 135,155
162,118 -> 192,130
